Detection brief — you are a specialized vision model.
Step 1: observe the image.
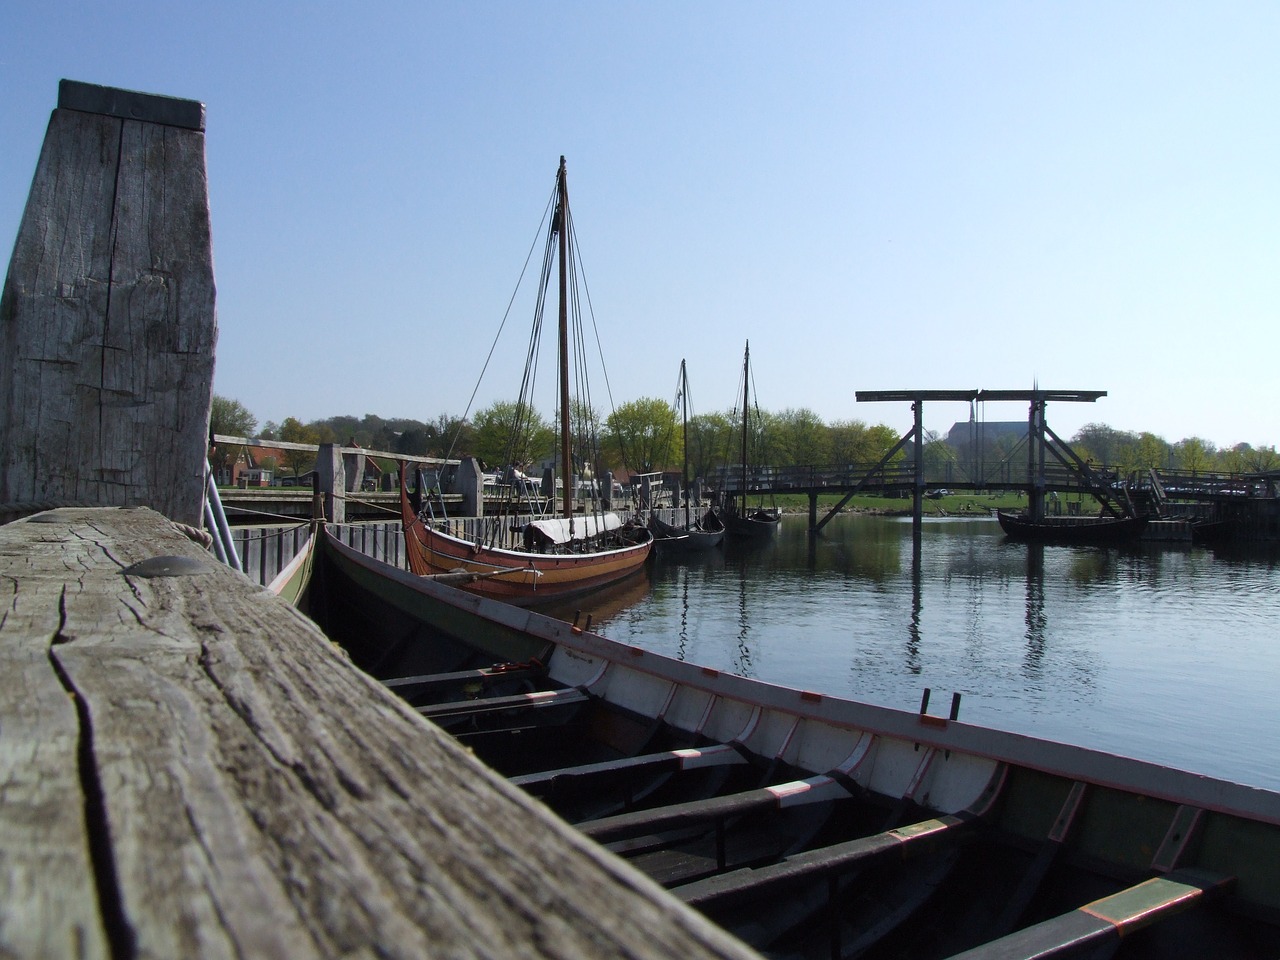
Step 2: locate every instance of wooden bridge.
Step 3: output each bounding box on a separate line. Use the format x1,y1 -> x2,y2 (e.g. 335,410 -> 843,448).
715,390 -> 1279,537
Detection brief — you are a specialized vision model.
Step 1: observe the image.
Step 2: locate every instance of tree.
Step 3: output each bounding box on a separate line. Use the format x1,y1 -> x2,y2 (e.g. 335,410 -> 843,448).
1249,445 -> 1280,472
1135,432 -> 1171,473
769,408 -> 829,468
279,417 -> 318,478
686,410 -> 736,482
470,401 -> 554,469
1071,423 -> 1125,466
827,419 -> 875,466
866,424 -> 905,463
430,414 -> 472,459
604,397 -> 678,473
210,395 -> 257,438
1172,437 -> 1215,474
208,395 -> 257,482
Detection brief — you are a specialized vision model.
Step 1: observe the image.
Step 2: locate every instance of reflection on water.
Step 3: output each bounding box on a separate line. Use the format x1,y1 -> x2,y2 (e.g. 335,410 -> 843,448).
1023,544 -> 1045,678
573,513 -> 1280,791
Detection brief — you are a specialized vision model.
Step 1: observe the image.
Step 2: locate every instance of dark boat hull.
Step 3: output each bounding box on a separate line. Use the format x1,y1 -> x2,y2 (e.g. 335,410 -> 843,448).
650,509 -> 726,552
997,509 -> 1148,544
723,507 -> 781,539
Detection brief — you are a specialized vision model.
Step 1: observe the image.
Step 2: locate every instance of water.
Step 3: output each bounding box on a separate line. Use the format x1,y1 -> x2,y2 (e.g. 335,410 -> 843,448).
554,513 -> 1280,792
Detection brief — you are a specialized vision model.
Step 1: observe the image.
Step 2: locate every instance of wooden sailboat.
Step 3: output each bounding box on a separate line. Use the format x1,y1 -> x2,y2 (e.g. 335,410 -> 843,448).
723,340 -> 780,539
649,359 -> 725,552
996,509 -> 1150,544
399,157 -> 652,605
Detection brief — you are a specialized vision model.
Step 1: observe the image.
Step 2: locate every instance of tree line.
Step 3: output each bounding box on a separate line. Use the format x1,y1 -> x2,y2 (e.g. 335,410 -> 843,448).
209,395 -> 1280,483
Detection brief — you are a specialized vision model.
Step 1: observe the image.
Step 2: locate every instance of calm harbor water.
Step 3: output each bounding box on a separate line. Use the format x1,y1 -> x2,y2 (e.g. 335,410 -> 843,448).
549,513 -> 1280,792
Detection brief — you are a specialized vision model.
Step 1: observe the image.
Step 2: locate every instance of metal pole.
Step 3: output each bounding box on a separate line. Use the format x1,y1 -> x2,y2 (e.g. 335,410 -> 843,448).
205,468 -> 242,571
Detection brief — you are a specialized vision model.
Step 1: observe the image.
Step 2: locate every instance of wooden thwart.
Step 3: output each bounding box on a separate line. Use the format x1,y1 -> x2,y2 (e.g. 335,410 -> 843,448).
0,507 -> 759,960
944,869 -> 1234,960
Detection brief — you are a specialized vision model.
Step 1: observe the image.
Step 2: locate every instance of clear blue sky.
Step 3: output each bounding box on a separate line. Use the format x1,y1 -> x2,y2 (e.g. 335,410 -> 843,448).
3,2 -> 1277,450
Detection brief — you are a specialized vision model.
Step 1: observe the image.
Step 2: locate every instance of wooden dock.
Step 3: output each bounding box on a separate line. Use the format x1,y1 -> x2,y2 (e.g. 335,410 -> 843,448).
0,506 -> 758,959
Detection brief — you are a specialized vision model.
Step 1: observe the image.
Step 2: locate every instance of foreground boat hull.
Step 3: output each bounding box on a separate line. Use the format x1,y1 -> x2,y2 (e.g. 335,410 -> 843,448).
285,529 -> 1280,957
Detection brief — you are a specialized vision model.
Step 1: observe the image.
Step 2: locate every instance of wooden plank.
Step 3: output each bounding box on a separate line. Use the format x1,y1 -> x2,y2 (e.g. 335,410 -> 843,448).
0,528 -> 111,959
0,507 -> 760,960
580,774 -> 856,844
943,869 -> 1233,960
416,687 -> 589,720
512,743 -> 748,790
0,83 -> 215,526
383,662 -> 547,691
676,815 -> 974,908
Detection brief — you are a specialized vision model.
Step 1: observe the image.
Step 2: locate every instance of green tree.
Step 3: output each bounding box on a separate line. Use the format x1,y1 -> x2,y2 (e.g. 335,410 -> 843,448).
1135,432 -> 1171,473
1072,423 -> 1126,467
686,410 -> 736,482
209,395 -> 257,482
866,424 -> 905,463
769,407 -> 829,467
604,397 -> 678,473
279,417 -> 318,478
1172,437 -> 1215,473
432,414 -> 473,459
1249,445 -> 1280,472
471,401 -> 554,469
210,395 -> 257,437
827,419 -> 876,466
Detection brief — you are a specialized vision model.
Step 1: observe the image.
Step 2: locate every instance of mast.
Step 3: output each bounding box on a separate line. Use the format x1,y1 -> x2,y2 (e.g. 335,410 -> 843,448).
556,157 -> 572,521
740,341 -> 750,516
680,359 -> 690,528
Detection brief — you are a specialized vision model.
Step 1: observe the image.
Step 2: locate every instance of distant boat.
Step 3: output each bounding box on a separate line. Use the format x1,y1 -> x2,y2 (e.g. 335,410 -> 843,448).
723,340 -> 780,540
649,359 -> 724,553
649,507 -> 725,552
996,509 -> 1149,544
398,157 -> 652,605
276,526 -> 1280,959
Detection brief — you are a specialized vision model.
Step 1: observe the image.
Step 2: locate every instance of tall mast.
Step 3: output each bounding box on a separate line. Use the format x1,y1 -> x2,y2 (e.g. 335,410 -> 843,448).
556,157 -> 572,521
740,341 -> 750,515
680,359 -> 690,528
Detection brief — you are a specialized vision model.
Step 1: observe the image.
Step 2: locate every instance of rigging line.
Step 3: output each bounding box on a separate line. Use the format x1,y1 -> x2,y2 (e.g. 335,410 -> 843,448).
565,222 -> 602,479
567,209 -> 619,419
443,183 -> 557,464
505,221 -> 557,471
221,519 -> 313,535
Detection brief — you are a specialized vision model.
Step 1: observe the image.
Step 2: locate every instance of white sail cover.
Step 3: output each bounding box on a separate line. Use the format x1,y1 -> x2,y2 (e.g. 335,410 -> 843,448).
526,512 -> 623,545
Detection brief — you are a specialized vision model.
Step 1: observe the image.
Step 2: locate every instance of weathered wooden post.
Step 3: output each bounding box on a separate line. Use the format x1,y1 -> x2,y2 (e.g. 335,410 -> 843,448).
342,441 -> 365,492
0,80 -> 216,527
457,456 -> 484,517
315,443 -> 345,523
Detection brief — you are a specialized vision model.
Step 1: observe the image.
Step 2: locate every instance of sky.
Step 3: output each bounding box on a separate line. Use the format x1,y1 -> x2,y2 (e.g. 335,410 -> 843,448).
3,2 -> 1278,450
